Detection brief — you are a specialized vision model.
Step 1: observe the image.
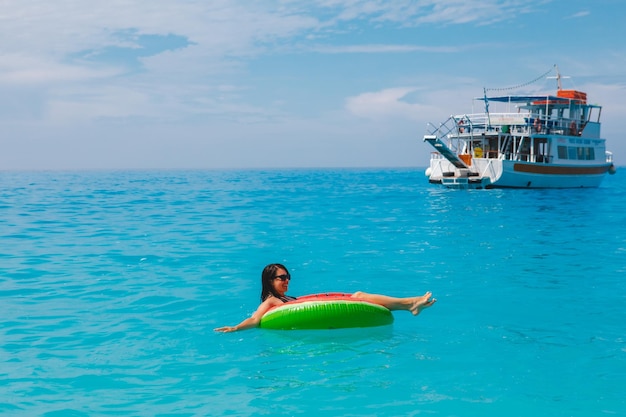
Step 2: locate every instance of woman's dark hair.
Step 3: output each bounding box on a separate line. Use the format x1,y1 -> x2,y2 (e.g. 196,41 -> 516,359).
260,263 -> 289,302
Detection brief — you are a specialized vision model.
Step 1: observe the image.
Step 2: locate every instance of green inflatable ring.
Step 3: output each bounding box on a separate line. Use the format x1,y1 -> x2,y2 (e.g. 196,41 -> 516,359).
259,293 -> 394,330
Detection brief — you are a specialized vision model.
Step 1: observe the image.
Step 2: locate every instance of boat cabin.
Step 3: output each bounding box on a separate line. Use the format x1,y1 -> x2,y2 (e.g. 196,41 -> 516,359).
449,91 -> 605,165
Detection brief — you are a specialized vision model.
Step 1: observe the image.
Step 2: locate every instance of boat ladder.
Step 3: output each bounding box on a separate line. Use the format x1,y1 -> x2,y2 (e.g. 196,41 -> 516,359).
424,135 -> 469,169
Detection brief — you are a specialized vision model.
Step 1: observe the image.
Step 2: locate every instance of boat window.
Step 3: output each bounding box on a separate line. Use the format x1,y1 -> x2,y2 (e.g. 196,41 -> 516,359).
568,147 -> 578,159
558,145 -> 597,161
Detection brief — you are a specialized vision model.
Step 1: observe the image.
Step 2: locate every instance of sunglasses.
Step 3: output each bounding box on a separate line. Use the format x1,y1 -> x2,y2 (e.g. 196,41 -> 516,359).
274,274 -> 291,282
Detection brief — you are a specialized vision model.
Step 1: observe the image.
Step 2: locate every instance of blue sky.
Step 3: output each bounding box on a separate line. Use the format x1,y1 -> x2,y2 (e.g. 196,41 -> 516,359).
1,0 -> 624,170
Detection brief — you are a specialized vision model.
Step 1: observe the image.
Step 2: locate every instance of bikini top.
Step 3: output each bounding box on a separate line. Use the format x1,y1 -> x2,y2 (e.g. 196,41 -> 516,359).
279,295 -> 297,302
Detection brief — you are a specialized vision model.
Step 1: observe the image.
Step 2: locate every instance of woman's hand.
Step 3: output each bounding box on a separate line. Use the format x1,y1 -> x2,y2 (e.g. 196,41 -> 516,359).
214,326 -> 238,333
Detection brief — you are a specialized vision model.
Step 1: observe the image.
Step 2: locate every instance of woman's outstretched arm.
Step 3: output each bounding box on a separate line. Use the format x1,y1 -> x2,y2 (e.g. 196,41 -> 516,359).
214,297 -> 281,333
214,316 -> 260,333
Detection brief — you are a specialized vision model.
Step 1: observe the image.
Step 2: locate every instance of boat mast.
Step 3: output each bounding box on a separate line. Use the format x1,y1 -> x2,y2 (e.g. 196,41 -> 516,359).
547,64 -> 569,91
483,87 -> 491,128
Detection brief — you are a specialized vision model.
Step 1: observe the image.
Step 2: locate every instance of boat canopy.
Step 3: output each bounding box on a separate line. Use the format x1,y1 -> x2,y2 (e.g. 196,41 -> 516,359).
476,94 -> 601,109
476,95 -> 568,104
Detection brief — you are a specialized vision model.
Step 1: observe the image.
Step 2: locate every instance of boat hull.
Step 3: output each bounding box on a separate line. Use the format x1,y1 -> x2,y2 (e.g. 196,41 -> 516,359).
493,161 -> 613,188
426,158 -> 612,189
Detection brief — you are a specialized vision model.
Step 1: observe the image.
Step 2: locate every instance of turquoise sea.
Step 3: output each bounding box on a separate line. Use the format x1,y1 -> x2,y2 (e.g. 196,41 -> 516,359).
1,168 -> 625,416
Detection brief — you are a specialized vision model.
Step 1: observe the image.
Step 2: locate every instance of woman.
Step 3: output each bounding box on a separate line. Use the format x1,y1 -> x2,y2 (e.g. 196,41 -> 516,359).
214,263 -> 436,333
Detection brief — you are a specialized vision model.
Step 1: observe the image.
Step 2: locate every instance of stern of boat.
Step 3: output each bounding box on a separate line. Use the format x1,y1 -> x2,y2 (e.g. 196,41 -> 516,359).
423,130 -> 499,189
425,155 -> 493,189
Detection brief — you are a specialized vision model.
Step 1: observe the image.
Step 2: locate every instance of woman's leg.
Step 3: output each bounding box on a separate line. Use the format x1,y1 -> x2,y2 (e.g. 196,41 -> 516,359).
351,291 -> 436,315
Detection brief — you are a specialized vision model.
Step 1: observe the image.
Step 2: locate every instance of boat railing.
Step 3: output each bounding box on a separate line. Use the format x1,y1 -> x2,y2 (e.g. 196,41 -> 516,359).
428,113 -> 534,138
478,158 -> 498,179
429,148 -> 556,165
532,116 -> 588,136
426,116 -> 459,139
430,112 -> 595,138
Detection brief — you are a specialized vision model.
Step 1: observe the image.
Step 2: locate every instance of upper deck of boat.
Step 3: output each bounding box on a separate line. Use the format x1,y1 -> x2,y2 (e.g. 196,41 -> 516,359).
441,90 -> 603,140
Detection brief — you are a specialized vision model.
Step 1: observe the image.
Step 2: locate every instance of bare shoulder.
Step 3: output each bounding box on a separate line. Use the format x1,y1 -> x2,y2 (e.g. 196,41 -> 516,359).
253,296 -> 283,318
262,296 -> 285,312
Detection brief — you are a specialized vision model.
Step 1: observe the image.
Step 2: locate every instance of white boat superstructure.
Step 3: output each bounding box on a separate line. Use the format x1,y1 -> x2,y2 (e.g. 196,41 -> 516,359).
423,68 -> 616,189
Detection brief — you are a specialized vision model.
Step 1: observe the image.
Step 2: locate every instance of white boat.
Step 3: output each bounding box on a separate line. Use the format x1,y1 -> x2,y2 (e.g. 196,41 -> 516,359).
423,67 -> 616,189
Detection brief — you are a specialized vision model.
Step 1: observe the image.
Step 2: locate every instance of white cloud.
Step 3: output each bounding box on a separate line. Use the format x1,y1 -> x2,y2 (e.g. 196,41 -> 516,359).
0,1 -> 535,78
344,82 -> 488,125
312,44 -> 458,54
0,54 -> 122,85
0,1 -> 325,124
0,1 -> 532,86
566,11 -> 591,19
346,87 -> 425,120
314,0 -> 532,26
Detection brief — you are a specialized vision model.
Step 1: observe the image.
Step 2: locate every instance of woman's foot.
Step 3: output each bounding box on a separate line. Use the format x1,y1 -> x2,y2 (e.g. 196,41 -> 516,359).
408,292 -> 436,315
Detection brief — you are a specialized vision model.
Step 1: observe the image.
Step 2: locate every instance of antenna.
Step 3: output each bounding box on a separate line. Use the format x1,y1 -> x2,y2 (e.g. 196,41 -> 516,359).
547,64 -> 570,91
